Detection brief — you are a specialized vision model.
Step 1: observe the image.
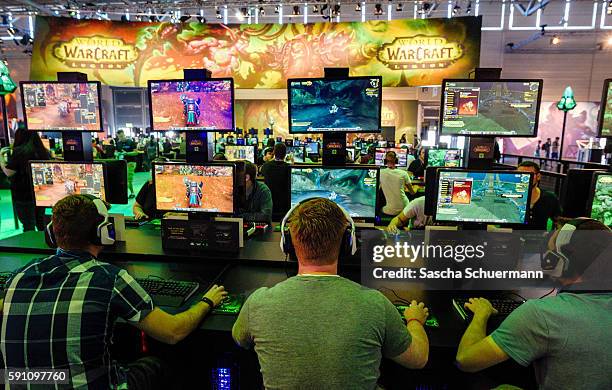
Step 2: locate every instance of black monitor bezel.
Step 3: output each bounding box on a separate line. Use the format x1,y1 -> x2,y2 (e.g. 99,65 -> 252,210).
29,160 -> 107,208
224,144 -> 257,163
586,171 -> 612,224
147,78 -> 235,133
597,79 -> 612,138
20,80 -> 104,132
439,78 -> 544,138
426,148 -> 464,168
433,168 -> 534,226
374,147 -> 409,168
152,161 -> 237,215
287,76 -> 383,134
288,164 -> 380,221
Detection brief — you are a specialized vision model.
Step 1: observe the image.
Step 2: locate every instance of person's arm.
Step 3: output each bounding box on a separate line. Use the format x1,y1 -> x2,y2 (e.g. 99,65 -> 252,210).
455,298 -> 509,372
232,290 -> 258,349
404,174 -> 415,195
391,300 -> 429,369
387,201 -> 418,233
132,201 -> 148,220
0,148 -> 16,177
135,285 -> 227,344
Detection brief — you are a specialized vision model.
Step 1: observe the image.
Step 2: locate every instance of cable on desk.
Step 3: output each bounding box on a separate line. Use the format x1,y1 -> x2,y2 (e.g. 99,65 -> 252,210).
539,288 -> 556,299
377,287 -> 411,305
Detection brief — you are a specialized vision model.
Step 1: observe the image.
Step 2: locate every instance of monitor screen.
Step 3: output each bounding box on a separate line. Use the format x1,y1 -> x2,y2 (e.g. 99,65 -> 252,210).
286,146 -> 305,163
30,161 -> 106,207
588,172 -> 612,226
290,167 -> 379,219
148,79 -> 234,132
288,76 -> 382,133
434,170 -> 532,224
427,149 -> 463,167
374,148 -> 408,167
440,79 -> 542,137
225,145 -> 255,163
153,163 -> 234,213
598,79 -> 612,138
305,142 -> 319,155
20,81 -> 103,132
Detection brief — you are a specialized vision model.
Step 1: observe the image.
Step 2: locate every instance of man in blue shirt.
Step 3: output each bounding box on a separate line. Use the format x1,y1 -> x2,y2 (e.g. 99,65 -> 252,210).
0,195 -> 228,389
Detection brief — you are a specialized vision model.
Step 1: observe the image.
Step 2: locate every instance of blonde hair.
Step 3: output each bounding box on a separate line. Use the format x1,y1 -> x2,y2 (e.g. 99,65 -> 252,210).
288,198 -> 348,265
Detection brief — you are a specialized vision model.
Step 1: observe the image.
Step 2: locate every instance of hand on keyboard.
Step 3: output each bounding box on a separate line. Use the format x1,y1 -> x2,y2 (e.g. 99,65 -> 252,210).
202,284 -> 229,307
464,297 -> 499,319
402,300 -> 429,325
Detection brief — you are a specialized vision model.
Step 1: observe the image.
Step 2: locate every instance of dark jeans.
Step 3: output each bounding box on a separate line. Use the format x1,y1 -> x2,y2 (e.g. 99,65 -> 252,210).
13,200 -> 43,232
126,356 -> 173,390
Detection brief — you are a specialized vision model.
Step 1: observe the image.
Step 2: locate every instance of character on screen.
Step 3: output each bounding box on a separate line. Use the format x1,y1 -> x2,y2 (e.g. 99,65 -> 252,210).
180,94 -> 201,126
64,179 -> 76,195
329,104 -> 339,114
184,178 -> 203,208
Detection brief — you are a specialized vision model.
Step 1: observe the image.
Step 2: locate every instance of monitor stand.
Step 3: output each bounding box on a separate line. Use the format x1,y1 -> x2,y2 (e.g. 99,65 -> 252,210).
57,72 -> 93,162
183,69 -> 214,164
321,67 -> 350,166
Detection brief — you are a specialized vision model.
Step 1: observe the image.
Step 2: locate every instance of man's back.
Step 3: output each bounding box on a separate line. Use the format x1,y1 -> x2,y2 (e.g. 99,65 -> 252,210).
261,160 -> 290,215
380,168 -> 410,216
491,292 -> 612,390
1,251 -> 153,389
232,275 -> 410,390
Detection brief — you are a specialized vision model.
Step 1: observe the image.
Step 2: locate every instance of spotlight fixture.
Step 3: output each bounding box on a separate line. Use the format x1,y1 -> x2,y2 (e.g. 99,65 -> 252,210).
396,3 -> 403,12
452,4 -> 461,16
259,6 -> 265,15
197,16 -> 207,23
374,3 -> 383,15
550,36 -> 560,45
6,26 -> 16,36
216,8 -> 222,19
149,15 -> 159,22
293,5 -> 300,15
608,0 -> 612,15
312,5 -> 319,13
355,3 -> 362,12
332,4 -> 341,16
275,5 -> 280,14
179,15 -> 191,23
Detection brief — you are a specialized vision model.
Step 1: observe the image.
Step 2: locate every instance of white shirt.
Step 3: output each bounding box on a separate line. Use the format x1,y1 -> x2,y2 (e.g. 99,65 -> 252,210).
401,196 -> 431,229
380,167 -> 411,216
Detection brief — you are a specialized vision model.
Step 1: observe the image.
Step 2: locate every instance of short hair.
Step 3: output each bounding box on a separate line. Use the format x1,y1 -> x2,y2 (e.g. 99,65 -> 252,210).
273,143 -> 287,160
518,160 -> 541,173
116,130 -> 124,135
52,195 -> 105,249
557,218 -> 612,278
244,161 -> 257,182
385,151 -> 397,165
213,153 -> 227,161
263,147 -> 274,156
288,198 -> 348,265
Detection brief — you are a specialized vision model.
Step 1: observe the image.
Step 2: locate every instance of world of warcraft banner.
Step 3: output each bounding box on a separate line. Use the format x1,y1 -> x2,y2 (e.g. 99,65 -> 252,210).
30,16 -> 481,88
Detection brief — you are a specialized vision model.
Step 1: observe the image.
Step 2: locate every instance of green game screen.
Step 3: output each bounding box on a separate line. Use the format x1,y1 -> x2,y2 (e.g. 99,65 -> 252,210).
435,170 -> 532,224
599,80 -> 612,137
590,173 -> 612,226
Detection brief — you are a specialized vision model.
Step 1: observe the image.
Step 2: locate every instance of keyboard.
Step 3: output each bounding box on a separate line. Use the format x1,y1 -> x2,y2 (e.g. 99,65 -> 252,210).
394,304 -> 440,328
136,278 -> 200,307
452,297 -> 524,322
213,294 -> 245,315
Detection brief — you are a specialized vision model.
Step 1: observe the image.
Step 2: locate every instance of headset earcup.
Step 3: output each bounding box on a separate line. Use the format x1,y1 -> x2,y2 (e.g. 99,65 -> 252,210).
45,221 -> 56,248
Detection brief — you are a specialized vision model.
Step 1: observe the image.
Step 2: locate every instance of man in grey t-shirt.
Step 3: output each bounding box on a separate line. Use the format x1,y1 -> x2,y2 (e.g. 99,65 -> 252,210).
232,198 -> 430,389
455,218 -> 612,390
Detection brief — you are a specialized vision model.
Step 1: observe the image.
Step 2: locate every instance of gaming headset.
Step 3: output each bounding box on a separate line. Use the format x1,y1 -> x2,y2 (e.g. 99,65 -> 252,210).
46,194 -> 116,247
540,217 -> 610,278
279,197 -> 357,259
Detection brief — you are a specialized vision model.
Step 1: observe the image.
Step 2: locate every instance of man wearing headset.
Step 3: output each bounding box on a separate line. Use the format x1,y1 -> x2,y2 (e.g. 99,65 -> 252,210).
232,198 -> 430,389
0,195 -> 228,390
455,218 -> 612,389
379,150 -> 415,218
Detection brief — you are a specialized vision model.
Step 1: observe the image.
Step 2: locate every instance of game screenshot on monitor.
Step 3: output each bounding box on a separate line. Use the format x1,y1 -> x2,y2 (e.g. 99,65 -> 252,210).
441,80 -> 542,136
598,79 -> 612,138
225,145 -> 255,163
286,146 -> 305,163
305,142 -> 319,154
154,164 -> 234,213
288,77 -> 382,133
428,149 -> 463,167
148,80 -> 234,131
589,172 -> 612,226
375,148 -> 408,167
21,82 -> 102,132
290,167 -> 379,219
435,170 -> 532,224
30,162 -> 106,207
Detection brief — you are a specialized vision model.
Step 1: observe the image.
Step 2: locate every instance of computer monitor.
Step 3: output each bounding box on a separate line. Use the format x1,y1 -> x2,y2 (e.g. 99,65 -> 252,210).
225,145 -> 255,163
290,166 -> 379,219
374,148 -> 408,167
248,137 -> 258,146
434,169 -> 533,225
20,81 -> 103,132
587,172 -> 612,226
30,161 -> 106,207
148,79 -> 234,132
427,148 -> 463,167
597,79 -> 612,138
562,168 -> 605,218
424,166 -> 440,216
286,146 -> 305,163
153,163 -> 235,214
305,142 -> 320,155
440,79 -> 543,137
288,76 -> 382,133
